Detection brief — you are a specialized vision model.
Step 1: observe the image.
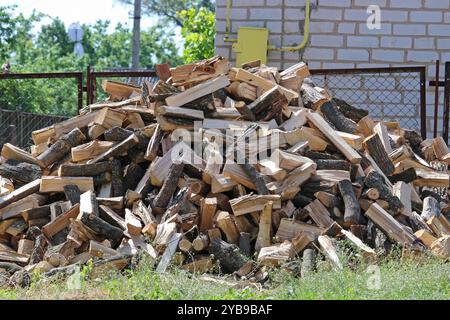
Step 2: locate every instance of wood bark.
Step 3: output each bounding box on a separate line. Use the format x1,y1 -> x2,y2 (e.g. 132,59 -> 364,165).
209,238 -> 247,273
363,133 -> 395,176
388,168 -> 417,184
0,161 -> 42,186
63,185 -> 81,206
153,162 -> 184,211
364,170 -> 403,214
421,196 -> 441,221
320,100 -> 357,134
79,212 -> 124,247
111,159 -> 124,197
333,98 -> 368,123
338,179 -> 363,227
315,159 -> 350,171
29,234 -> 48,265
59,161 -> 112,177
37,128 -> 86,168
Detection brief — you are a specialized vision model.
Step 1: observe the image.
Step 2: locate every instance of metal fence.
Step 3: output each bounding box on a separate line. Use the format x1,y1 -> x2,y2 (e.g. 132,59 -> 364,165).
0,109 -> 69,149
310,66 -> 427,139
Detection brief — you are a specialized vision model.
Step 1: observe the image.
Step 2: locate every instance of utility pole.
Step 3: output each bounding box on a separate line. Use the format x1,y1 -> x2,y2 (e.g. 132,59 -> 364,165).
132,0 -> 141,69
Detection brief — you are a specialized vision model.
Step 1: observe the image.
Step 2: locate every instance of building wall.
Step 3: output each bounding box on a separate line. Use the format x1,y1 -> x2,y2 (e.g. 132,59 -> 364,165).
215,0 -> 450,138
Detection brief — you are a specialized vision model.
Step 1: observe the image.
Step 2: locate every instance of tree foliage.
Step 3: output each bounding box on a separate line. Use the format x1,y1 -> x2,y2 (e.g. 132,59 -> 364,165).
0,5 -> 182,115
179,7 -> 215,63
117,0 -> 215,27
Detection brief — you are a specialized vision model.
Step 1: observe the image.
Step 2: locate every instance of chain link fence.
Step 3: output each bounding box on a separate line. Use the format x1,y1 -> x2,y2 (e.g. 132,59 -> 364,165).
310,67 -> 426,134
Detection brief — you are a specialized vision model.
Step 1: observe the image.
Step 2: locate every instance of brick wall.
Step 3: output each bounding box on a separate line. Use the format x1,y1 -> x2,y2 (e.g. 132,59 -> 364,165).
215,0 -> 450,138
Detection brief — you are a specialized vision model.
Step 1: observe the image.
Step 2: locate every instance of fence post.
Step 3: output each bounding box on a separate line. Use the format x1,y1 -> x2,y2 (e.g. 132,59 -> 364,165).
420,67 -> 427,140
444,62 -> 450,144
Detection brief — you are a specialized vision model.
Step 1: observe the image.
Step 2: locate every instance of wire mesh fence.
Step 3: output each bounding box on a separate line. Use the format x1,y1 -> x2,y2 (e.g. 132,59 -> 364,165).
310,68 -> 425,132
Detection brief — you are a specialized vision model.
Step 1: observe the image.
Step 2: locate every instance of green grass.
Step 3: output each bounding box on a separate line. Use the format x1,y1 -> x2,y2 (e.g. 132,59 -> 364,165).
1,253 -> 448,300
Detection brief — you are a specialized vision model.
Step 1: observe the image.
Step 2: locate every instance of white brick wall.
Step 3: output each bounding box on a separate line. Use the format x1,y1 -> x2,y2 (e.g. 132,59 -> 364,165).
215,0 -> 450,138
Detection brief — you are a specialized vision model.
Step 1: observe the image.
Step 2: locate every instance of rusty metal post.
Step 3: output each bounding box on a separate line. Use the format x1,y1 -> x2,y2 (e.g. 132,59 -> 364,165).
420,67 -> 427,140
434,60 -> 440,138
77,72 -> 83,112
444,62 -> 450,144
86,64 -> 91,106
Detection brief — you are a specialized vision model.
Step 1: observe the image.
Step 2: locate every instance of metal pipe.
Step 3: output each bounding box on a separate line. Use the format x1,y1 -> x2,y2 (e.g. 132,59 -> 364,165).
268,0 -> 311,52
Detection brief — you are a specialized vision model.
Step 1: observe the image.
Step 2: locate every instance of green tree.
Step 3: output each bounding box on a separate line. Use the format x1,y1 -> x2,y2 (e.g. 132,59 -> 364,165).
179,7 -> 215,63
117,0 -> 215,27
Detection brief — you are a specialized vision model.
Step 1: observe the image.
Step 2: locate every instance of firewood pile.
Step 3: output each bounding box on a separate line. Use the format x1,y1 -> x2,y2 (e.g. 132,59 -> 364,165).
1,56 -> 449,288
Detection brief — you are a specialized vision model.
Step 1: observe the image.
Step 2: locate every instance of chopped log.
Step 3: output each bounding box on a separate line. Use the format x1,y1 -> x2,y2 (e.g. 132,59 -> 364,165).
373,122 -> 393,154
365,203 -> 418,247
341,229 -> 376,258
414,229 -> 438,248
215,211 -> 239,244
240,162 -> 269,195
182,255 -> 214,273
153,162 -> 184,212
37,128 -> 86,168
21,205 -> 51,222
430,235 -> 450,258
305,199 -> 334,228
389,168 -> 417,184
156,232 -> 182,273
414,169 -> 449,188
154,222 -> 177,252
144,124 -> 163,161
0,161 -> 42,186
334,98 -> 368,123
246,86 -> 287,121
362,188 -> 380,200
257,242 -> 292,267
338,179 -> 363,227
124,208 -> 142,236
209,238 -> 247,273
59,161 -> 112,177
39,177 -> 94,193
0,179 -> 41,210
29,234 -> 48,265
255,201 -> 273,252
421,196 -> 441,221
199,197 -> 217,231
89,240 -> 119,259
63,185 -> 81,206
110,159 -> 124,197
432,136 -> 449,160
71,140 -> 115,162
392,182 -> 412,215
42,204 -> 79,238
300,248 -> 316,277
211,174 -> 237,194
229,194 -> 281,216
427,215 -> 450,238
276,218 -> 324,241
1,143 -> 43,167
79,212 -> 124,247
314,159 -> 350,171
238,232 -> 252,256
320,100 -> 357,134
166,75 -> 229,108
364,170 -> 403,214
97,197 -> 124,210
318,235 -> 342,270
291,231 -> 316,256
99,205 -> 126,231
87,134 -> 140,164
192,234 -> 209,251
306,112 -> 362,164
363,133 -> 395,176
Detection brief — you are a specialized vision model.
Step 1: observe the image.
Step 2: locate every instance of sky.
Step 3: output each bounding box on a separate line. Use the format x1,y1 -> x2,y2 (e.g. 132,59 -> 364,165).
2,0 -> 159,32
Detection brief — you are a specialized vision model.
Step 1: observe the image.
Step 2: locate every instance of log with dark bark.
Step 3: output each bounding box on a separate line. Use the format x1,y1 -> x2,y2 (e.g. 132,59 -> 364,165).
363,134 -> 395,176
388,168 -> 417,184
300,248 -> 316,277
421,190 -> 447,203
79,213 -> 124,246
111,159 -> 124,197
63,185 -> 81,206
153,162 -> 185,211
364,170 -> 403,214
315,159 -> 350,171
123,163 -> 145,191
421,196 -> 441,221
37,128 -> 86,168
403,129 -> 423,156
0,161 -> 42,186
29,234 -> 48,264
104,127 -> 133,142
59,161 -> 112,177
320,100 -> 357,134
301,149 -> 341,160
333,98 -> 368,123
144,124 -> 163,161
240,162 -> 269,195
291,193 -> 314,208
247,86 -> 287,121
239,232 -> 252,256
209,238 -> 247,273
338,179 -> 363,227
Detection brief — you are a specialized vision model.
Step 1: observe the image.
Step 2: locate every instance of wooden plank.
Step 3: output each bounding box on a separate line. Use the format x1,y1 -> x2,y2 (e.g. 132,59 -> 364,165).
306,112 -> 362,164
255,201 -> 273,252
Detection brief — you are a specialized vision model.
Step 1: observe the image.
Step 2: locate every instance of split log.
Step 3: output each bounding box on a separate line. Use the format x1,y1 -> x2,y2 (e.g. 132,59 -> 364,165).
40,177 -> 94,193
192,234 -> 209,251
338,179 -> 363,227
209,238 -> 247,273
87,133 -> 140,164
229,194 -> 281,216
110,159 -> 124,197
124,208 -> 142,236
0,161 -> 42,186
37,128 -> 86,168
153,162 -> 184,212
99,205 -> 126,231
421,196 -> 441,221
199,197 -> 217,231
255,201 -> 273,252
29,234 -> 48,265
247,86 -> 287,121
389,168 -> 417,184
314,159 -> 350,171
79,213 -> 124,247
156,233 -> 182,273
363,133 -> 394,176
215,211 -> 239,244
0,179 -> 41,210
59,161 -> 112,177
333,98 -> 368,123
291,231 -> 316,256
63,185 -> 81,206
42,204 -> 79,238
144,124 -> 163,161
300,248 -> 316,277
318,235 -> 342,270
320,100 -> 357,134
364,170 -> 403,214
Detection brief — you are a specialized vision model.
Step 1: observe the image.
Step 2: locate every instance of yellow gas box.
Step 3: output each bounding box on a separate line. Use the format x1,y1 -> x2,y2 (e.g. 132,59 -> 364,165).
232,27 -> 269,67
